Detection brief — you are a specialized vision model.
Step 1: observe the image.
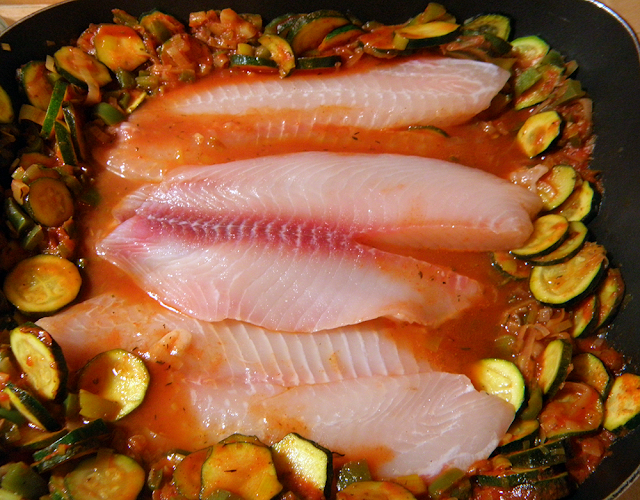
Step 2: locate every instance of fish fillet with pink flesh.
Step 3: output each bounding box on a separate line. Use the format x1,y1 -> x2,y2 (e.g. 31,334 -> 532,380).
98,152 -> 540,332
37,292 -> 515,479
98,57 -> 511,180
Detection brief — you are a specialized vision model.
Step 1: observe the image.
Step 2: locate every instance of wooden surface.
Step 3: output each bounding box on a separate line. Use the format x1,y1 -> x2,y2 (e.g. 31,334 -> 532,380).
1,0 -> 640,499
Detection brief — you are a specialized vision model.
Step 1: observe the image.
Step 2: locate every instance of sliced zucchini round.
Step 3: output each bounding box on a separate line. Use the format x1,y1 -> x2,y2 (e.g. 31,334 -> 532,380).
529,242 -> 607,307
229,54 -> 278,71
538,339 -> 572,398
173,448 -> 209,500
510,214 -> 569,260
497,419 -> 540,454
272,433 -> 333,500
516,110 -> 562,158
594,267 -> 625,330
3,254 -> 82,314
528,221 -> 588,266
471,358 -> 525,411
9,323 -> 68,401
337,481 -> 417,500
503,439 -> 567,469
475,467 -> 554,488
393,21 -> 460,50
318,24 -> 363,51
570,294 -> 600,338
25,176 -> 74,227
491,251 -> 531,280
0,84 -> 14,123
94,24 -> 150,72
552,180 -> 600,223
3,383 -> 61,431
64,452 -> 146,500
17,61 -> 54,111
511,35 -> 550,66
462,13 -> 511,40
604,373 -> 640,432
77,349 -> 150,420
287,10 -> 350,55
201,441 -> 283,500
258,34 -> 296,77
569,352 -> 611,397
296,55 -> 341,70
536,165 -> 578,211
337,460 -> 372,492
539,381 -> 604,440
53,46 -> 112,89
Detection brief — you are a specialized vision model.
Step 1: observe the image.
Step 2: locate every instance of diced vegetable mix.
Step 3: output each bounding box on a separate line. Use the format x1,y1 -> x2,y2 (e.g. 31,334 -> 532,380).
0,3 -> 637,500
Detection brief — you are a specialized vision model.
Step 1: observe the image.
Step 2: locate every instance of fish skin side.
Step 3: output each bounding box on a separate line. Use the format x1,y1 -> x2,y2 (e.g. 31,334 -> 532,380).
98,57 -> 511,180
37,292 -> 514,479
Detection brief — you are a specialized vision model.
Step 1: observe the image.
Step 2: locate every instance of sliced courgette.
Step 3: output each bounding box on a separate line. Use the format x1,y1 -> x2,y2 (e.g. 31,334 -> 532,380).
570,294 -> 599,338
296,55 -> 341,70
272,433 -> 333,500
516,110 -> 562,158
76,349 -> 150,421
32,419 -> 110,472
25,176 -> 74,227
287,11 -> 350,55
569,352 -> 611,397
427,468 -> 469,500
393,21 -> 460,50
603,373 -> 640,432
3,254 -> 82,314
3,383 -> 60,431
40,79 -> 68,139
594,267 -> 625,330
491,251 -> 531,280
539,381 -> 604,440
470,358 -> 525,411
475,466 -> 557,488
229,54 -> 278,71
538,339 -> 572,398
527,221 -> 588,266
94,24 -> 150,72
337,481 -> 416,500
64,451 -> 145,500
514,64 -> 564,110
53,46 -> 112,90
510,214 -> 570,260
497,419 -> 540,454
17,61 -> 54,111
0,461 -> 48,500
0,84 -> 14,123
462,13 -> 511,40
336,460 -> 372,492
552,180 -> 600,223
511,35 -> 550,67
139,9 -> 185,44
9,323 -> 68,401
529,242 -> 607,307
258,34 -> 295,77
318,24 -> 363,51
62,102 -> 87,161
173,448 -> 209,500
536,165 -> 578,212
200,441 -> 283,500
502,439 -> 567,469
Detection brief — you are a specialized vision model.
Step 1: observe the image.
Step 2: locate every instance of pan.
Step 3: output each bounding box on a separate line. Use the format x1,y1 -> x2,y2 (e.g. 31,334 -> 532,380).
1,0 -> 639,498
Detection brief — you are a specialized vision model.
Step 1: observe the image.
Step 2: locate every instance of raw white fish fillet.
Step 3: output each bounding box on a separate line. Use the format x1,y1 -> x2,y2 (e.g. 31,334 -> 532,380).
98,152 -> 539,332
98,57 -> 510,180
37,293 -> 514,478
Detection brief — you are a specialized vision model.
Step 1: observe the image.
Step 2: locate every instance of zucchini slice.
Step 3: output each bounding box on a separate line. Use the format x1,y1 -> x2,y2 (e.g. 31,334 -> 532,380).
77,349 -> 150,421
139,9 -> 185,44
516,110 -> 562,158
17,61 -> 54,111
569,352 -> 611,397
603,373 -> 640,432
337,481 -> 416,500
229,54 -> 278,72
570,294 -> 600,338
552,180 -> 600,223
318,24 -> 363,51
200,441 -> 283,500
491,251 -> 531,280
287,10 -> 350,55
53,46 -> 112,89
536,165 -> 578,211
258,34 -> 295,77
40,79 -> 68,139
173,448 -> 209,500
510,214 -> 570,260
64,451 -> 145,500
539,381 -> 604,440
25,176 -> 74,226
0,461 -> 48,500
462,13 -> 511,40
393,21 -> 460,50
511,35 -> 550,67
296,55 -> 341,70
538,339 -> 572,398
337,460 -> 372,492
94,24 -> 150,72
3,255 -> 82,314
475,467 -> 556,488
529,242 -> 607,307
9,323 -> 68,401
470,358 -> 525,411
502,439 -> 567,469
594,267 -> 625,330
0,84 -> 14,123
527,221 -> 588,266
427,468 -> 469,500
32,419 -> 110,472
3,383 -> 60,431
272,433 -> 333,500
497,419 -> 540,454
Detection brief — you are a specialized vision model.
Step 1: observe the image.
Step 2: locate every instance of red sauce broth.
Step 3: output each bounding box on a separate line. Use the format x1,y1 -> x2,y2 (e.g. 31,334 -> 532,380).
77,60 -> 558,461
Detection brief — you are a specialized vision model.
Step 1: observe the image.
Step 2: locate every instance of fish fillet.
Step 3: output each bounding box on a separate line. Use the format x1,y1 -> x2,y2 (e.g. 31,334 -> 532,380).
97,57 -> 510,180
37,293 -> 514,478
